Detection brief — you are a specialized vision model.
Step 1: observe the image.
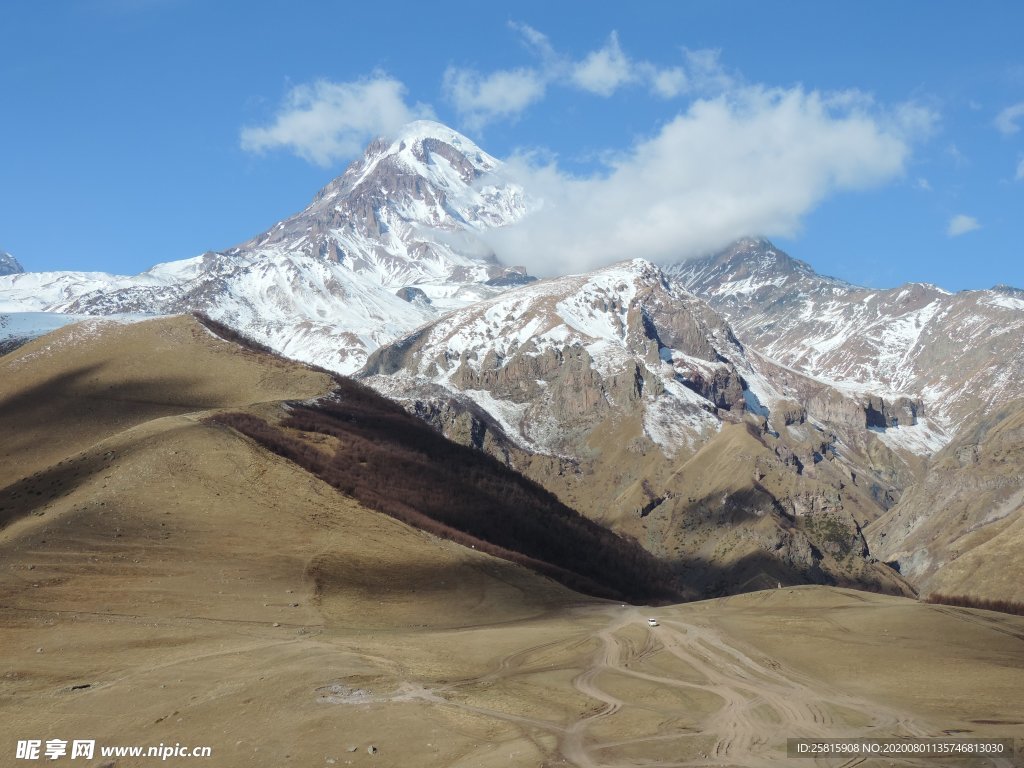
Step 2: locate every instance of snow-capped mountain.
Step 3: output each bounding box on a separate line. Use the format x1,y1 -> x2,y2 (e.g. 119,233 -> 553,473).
0,251 -> 23,277
0,121 -> 528,372
670,238 -> 1024,438
234,120 -> 525,293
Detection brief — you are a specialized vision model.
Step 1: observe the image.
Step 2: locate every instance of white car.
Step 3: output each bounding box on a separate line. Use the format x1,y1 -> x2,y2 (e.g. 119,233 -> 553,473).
647,618 -> 659,627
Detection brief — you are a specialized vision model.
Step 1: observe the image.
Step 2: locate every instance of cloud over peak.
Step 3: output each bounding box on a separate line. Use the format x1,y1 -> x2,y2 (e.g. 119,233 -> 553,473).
239,28 -> 936,278
442,67 -> 546,131
487,86 -> 929,275
240,75 -> 433,167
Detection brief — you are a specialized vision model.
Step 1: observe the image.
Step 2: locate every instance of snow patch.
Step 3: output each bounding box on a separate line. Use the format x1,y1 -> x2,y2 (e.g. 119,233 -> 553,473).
643,378 -> 721,457
869,418 -> 950,456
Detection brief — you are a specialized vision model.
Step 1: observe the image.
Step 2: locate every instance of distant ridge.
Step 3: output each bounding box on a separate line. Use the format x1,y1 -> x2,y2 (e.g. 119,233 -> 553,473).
0,250 -> 23,276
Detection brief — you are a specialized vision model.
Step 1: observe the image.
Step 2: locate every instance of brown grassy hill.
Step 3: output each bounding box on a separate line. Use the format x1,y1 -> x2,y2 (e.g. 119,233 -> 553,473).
0,316 -> 333,488
210,392 -> 677,604
0,367 -> 592,766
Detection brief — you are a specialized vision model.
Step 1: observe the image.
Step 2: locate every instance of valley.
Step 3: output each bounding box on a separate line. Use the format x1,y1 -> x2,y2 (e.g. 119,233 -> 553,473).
2,315 -> 1022,766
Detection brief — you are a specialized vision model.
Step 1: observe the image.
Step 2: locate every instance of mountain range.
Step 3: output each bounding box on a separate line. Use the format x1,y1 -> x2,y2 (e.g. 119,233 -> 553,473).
1,119 -> 1021,602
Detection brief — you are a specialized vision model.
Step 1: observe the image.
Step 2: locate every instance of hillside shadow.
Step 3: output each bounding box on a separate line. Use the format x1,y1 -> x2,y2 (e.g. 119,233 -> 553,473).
0,364 -> 207,473
307,551 -> 584,629
672,549 -> 908,600
0,448 -> 119,530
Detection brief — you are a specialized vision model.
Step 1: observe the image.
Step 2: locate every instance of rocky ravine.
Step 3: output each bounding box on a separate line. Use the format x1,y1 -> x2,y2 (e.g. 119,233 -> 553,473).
867,398 -> 1024,603
361,259 -> 913,598
672,237 -> 1024,602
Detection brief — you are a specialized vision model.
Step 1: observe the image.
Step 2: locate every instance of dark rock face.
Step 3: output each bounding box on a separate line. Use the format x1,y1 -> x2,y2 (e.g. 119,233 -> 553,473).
485,272 -> 537,288
864,395 -> 922,429
806,390 -> 923,431
395,286 -> 430,304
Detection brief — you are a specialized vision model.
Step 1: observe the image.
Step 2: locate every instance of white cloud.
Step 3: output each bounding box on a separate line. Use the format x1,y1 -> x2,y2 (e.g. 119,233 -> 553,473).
1016,158 -> 1024,181
995,102 -> 1024,135
947,214 -> 981,237
571,32 -> 636,96
569,33 -> 707,99
442,66 -> 546,130
646,66 -> 687,98
240,75 -> 432,166
681,48 -> 735,93
509,22 -> 559,64
444,26 -> 714,127
915,177 -> 932,191
485,86 -> 926,275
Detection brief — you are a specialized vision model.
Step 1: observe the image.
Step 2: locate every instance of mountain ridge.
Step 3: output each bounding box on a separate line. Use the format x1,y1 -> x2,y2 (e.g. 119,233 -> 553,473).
671,238 -> 1024,434
360,256 -> 917,598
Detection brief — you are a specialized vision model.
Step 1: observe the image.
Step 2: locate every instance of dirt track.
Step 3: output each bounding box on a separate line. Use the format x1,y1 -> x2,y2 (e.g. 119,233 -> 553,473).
302,596 -> 1022,767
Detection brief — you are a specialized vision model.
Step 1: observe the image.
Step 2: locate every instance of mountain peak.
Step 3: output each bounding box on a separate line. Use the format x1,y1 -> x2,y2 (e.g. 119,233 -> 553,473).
716,237 -> 815,274
390,119 -> 480,150
666,236 -> 855,299
310,118 -> 502,210
0,250 -> 24,276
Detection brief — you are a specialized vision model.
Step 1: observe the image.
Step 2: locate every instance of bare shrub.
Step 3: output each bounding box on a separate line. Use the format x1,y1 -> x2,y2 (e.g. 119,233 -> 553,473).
923,593 -> 1024,617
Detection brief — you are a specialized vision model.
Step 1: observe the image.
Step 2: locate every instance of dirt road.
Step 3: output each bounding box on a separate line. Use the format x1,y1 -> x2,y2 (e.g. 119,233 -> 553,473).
383,600 -> 1022,767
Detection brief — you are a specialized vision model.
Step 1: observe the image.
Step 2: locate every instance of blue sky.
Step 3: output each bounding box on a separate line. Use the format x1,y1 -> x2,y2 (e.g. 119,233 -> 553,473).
1,0 -> 1022,290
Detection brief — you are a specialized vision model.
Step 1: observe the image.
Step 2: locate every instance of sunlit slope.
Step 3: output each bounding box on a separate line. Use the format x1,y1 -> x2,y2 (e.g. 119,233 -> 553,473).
0,399 -> 587,767
868,399 -> 1024,603
0,315 -> 334,487
1,316 -> 590,765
